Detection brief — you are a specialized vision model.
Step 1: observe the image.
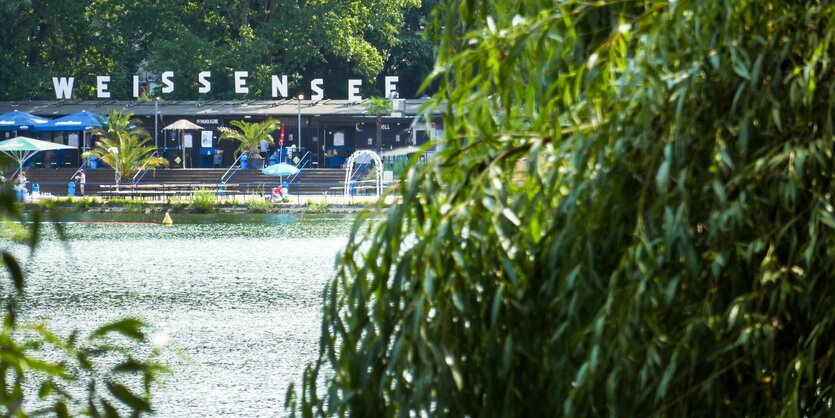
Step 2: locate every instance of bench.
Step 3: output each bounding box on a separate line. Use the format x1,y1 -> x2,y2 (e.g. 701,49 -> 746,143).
97,184 -> 240,201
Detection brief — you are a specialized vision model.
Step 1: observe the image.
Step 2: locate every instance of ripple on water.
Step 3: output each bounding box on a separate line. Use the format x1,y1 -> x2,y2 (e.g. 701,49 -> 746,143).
8,214 -> 356,417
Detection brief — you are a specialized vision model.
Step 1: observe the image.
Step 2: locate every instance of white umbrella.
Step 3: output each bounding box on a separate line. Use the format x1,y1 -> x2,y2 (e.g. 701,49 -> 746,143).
163,119 -> 203,168
0,136 -> 75,174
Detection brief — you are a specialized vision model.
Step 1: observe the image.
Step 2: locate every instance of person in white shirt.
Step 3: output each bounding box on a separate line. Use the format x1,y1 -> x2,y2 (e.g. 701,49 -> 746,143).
74,169 -> 86,195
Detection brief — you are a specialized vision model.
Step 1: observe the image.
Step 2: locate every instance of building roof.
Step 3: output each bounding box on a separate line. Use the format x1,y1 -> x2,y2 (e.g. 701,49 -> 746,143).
0,99 -> 433,119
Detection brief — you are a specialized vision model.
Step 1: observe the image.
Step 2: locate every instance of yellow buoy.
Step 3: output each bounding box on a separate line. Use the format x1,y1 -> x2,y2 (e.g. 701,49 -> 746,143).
162,211 -> 173,225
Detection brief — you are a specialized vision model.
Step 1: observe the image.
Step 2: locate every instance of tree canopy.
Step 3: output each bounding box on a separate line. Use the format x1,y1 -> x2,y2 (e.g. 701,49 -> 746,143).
292,0 -> 835,416
0,0 -> 430,100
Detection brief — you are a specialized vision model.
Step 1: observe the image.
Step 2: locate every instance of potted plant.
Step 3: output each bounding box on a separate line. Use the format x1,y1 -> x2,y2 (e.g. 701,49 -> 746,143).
218,119 -> 280,169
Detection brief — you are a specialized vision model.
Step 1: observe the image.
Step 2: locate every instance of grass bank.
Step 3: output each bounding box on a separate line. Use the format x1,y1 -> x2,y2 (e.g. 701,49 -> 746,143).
28,194 -> 390,215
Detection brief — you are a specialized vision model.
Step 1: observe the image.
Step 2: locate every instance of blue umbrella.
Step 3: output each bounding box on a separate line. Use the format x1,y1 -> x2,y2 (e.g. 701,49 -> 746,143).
262,163 -> 300,177
33,110 -> 104,132
0,111 -> 50,131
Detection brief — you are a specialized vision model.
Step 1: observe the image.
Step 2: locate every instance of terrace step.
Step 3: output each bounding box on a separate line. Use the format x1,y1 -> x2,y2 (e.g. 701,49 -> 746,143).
25,167 -> 351,196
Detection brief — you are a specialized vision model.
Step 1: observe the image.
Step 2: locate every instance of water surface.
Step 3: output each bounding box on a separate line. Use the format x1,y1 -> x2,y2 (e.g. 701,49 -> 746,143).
14,213 -> 355,417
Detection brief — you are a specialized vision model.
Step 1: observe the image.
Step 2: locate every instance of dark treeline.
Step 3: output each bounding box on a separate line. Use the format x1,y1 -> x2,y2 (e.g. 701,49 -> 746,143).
0,0 -> 436,100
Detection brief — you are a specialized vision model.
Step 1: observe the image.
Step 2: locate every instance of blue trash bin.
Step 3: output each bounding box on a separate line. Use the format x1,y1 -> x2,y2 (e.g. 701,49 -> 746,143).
89,156 -> 98,169
67,182 -> 75,197
349,180 -> 356,196
268,154 -> 277,166
240,153 -> 249,169
32,183 -> 39,194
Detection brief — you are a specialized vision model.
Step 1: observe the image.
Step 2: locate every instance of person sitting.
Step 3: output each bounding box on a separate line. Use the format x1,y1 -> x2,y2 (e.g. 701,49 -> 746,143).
271,186 -> 288,203
15,172 -> 27,188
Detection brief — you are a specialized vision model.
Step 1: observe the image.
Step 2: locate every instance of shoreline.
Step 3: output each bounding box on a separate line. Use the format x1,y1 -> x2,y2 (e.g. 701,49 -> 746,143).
24,193 -> 393,215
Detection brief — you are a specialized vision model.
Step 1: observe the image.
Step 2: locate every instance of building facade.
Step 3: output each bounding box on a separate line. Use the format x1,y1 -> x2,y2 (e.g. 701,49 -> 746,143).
0,99 -> 440,169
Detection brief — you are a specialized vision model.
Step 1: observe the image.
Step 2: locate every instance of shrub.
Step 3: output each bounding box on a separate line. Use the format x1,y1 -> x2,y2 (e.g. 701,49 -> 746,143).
190,189 -> 218,213
293,1 -> 835,417
247,198 -> 271,213
305,200 -> 329,214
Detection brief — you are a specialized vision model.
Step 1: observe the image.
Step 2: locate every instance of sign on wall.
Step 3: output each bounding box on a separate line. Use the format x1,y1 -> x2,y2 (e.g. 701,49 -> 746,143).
201,131 -> 213,147
184,133 -> 193,148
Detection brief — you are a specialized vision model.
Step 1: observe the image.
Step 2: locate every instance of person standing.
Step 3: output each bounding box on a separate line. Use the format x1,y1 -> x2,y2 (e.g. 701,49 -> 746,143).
74,169 -> 86,196
259,138 -> 270,159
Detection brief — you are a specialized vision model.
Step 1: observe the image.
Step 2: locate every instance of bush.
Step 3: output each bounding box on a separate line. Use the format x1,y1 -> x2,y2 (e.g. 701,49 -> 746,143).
105,197 -> 148,212
247,198 -> 271,213
190,189 -> 218,213
305,200 -> 329,214
293,1 -> 835,417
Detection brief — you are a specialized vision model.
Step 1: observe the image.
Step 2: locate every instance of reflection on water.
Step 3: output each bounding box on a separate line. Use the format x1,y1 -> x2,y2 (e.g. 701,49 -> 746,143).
12,213 -> 355,417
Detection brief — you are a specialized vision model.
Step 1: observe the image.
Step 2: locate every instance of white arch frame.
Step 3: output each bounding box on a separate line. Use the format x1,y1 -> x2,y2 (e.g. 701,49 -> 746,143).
344,150 -> 383,197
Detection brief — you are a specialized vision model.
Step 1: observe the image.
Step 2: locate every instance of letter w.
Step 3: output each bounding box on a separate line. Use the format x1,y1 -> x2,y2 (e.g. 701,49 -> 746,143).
53,77 -> 75,99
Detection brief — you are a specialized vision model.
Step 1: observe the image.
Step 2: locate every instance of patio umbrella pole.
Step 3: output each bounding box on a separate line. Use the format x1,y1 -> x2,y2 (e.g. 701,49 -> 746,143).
181,129 -> 185,168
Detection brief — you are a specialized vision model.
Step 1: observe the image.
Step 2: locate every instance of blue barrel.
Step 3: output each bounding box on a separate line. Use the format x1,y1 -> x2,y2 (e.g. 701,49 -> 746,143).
89,156 -> 98,169
67,182 -> 75,197
349,180 -> 356,196
32,183 -> 39,193
281,181 -> 289,196
240,153 -> 249,169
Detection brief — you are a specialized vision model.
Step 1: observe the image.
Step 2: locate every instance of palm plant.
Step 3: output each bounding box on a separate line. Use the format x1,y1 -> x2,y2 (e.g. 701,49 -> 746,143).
87,110 -> 167,182
218,119 -> 280,160
363,97 -> 392,155
94,109 -> 149,139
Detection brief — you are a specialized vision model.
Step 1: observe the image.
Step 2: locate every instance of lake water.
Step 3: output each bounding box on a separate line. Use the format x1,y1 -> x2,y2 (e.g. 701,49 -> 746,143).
12,213 -> 355,417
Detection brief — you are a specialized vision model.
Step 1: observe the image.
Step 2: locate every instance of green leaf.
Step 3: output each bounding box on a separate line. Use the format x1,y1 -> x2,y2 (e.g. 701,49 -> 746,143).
2,252 -> 24,294
106,381 -> 151,412
91,318 -> 146,340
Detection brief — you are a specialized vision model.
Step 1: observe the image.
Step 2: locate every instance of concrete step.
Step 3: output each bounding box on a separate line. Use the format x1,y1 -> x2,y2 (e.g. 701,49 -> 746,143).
25,167 -> 350,196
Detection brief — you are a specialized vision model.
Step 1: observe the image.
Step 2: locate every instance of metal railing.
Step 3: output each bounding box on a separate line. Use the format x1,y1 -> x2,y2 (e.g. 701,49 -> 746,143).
132,151 -> 160,184
220,153 -> 246,184
286,151 -> 311,184
69,159 -> 90,181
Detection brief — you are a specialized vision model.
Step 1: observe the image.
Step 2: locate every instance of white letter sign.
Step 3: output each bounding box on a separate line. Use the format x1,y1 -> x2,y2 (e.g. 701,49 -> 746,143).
132,75 -> 140,98
161,71 -> 175,93
96,76 -> 111,98
52,77 -> 74,99
198,71 -> 211,93
311,78 -> 324,100
234,71 -> 249,94
271,75 -> 288,98
384,76 -> 398,98
348,79 -> 362,101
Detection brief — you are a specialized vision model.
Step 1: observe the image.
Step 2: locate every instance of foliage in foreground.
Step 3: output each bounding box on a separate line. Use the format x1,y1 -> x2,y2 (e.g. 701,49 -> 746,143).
0,184 -> 169,416
293,0 -> 835,416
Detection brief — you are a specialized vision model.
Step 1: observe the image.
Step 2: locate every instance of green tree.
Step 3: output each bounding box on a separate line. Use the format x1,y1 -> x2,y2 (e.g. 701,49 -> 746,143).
363,97 -> 392,154
292,0 -> 835,416
0,0 -> 429,100
218,119 -> 280,159
88,110 -> 167,182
